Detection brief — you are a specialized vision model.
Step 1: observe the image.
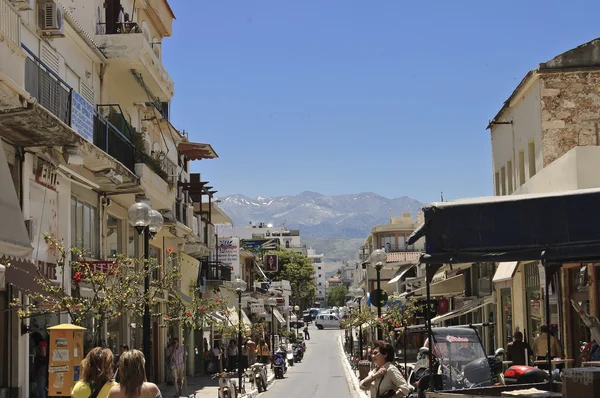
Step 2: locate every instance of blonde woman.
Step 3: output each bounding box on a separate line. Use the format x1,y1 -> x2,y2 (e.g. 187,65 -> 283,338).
107,350 -> 162,398
72,347 -> 117,398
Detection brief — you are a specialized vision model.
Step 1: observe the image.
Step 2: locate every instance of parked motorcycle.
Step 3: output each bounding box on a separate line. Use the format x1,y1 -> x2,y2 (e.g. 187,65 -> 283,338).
294,344 -> 303,363
212,371 -> 238,398
504,365 -> 548,385
250,363 -> 268,393
273,352 -> 287,379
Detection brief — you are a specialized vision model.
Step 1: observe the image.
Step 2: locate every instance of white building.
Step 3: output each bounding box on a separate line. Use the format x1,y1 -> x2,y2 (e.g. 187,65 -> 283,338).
218,222 -> 307,255
307,248 -> 326,305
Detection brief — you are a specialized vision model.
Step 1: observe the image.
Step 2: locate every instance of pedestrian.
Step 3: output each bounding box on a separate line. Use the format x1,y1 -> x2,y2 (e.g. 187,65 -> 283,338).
359,341 -> 410,398
507,332 -> 532,366
169,338 -> 185,397
72,347 -> 117,398
532,325 -> 562,370
107,350 -> 163,398
32,332 -> 48,398
303,325 -> 310,340
227,339 -> 238,371
257,339 -> 270,364
241,342 -> 249,373
212,342 -> 222,373
114,344 -> 129,382
165,338 -> 175,385
246,337 -> 257,365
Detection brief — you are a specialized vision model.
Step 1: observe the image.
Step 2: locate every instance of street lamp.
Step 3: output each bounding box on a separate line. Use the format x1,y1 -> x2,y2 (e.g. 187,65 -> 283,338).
233,278 -> 247,393
128,201 -> 163,380
346,300 -> 355,355
294,305 -> 300,338
267,297 -> 278,357
350,286 -> 365,359
370,249 -> 387,340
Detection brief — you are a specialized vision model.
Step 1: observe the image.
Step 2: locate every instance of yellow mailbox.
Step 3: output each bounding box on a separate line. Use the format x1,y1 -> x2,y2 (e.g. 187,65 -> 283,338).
47,324 -> 86,396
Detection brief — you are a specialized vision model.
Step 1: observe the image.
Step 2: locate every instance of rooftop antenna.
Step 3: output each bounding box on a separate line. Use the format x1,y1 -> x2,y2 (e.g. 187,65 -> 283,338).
389,208 -> 392,223
441,192 -> 444,202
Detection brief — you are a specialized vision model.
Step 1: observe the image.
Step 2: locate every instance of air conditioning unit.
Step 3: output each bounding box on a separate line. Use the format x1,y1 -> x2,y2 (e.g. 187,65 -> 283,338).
10,0 -> 33,11
39,1 -> 64,37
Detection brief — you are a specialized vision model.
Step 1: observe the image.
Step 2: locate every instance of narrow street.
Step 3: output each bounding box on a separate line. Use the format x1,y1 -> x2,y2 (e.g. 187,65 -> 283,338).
259,329 -> 353,398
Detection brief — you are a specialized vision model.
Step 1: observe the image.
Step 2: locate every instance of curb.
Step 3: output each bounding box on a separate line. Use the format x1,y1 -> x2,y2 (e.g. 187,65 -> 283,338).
338,335 -> 367,398
240,372 -> 276,398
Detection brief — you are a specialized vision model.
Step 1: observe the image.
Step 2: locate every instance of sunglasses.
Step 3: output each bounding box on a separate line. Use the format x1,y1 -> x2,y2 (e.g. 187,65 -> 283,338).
373,351 -> 380,356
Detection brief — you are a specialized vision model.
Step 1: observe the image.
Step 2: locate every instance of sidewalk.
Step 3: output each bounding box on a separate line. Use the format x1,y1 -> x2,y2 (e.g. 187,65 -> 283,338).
338,336 -> 367,398
159,368 -> 275,398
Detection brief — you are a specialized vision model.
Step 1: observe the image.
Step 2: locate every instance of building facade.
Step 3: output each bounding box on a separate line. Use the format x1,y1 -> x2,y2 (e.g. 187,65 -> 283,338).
306,247 -> 326,306
489,38 -> 600,363
0,0 -> 228,394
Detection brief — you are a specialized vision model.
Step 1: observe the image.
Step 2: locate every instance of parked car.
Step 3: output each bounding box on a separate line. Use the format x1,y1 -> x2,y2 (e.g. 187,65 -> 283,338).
315,314 -> 341,329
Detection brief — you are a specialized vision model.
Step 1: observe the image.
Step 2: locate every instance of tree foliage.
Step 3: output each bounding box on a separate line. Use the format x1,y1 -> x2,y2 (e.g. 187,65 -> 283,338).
265,246 -> 316,307
327,285 -> 348,307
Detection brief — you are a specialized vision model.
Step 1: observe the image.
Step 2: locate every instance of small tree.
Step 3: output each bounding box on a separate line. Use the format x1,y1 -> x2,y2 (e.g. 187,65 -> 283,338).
327,285 -> 348,307
10,236 -> 180,347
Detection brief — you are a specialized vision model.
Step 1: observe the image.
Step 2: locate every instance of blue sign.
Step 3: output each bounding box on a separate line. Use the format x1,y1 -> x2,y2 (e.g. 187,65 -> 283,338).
71,91 -> 94,143
74,365 -> 80,381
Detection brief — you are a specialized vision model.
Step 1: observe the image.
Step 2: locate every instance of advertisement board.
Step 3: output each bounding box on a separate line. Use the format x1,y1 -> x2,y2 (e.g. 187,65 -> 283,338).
264,254 -> 278,272
218,238 -> 240,277
47,324 -> 85,396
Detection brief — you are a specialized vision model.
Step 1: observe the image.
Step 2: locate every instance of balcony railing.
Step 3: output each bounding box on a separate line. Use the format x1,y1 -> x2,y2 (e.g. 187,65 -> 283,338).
200,259 -> 231,282
24,46 -> 71,125
381,243 -> 425,253
97,21 -> 142,35
93,114 -> 136,172
0,0 -> 20,46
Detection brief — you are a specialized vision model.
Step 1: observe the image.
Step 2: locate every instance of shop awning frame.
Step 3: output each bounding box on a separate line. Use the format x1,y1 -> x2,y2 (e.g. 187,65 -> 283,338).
388,263 -> 416,285
492,261 -> 519,287
430,296 -> 495,324
271,308 -> 285,324
178,141 -> 218,161
411,274 -> 465,298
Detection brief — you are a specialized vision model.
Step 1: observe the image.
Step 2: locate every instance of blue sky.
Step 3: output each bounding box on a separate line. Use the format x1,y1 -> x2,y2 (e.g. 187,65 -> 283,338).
164,0 -> 600,203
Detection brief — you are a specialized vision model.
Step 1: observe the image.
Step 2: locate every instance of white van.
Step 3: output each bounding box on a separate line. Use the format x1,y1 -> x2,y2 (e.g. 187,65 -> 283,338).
315,314 -> 341,329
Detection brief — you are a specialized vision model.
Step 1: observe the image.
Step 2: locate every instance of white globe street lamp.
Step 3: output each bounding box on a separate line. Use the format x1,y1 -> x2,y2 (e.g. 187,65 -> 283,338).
232,277 -> 247,391
370,249 -> 387,340
349,285 -> 365,359
128,202 -> 151,234
148,210 -> 164,238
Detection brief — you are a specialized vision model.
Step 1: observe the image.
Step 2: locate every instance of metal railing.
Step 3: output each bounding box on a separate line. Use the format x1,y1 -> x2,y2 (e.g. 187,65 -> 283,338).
0,0 -> 20,46
96,21 -> 142,35
93,114 -> 136,172
24,46 -> 72,125
200,259 -> 231,282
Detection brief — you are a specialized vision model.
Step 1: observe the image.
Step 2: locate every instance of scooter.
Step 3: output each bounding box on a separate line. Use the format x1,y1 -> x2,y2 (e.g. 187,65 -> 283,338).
212,371 -> 238,398
504,365 -> 549,385
293,344 -> 303,363
273,352 -> 287,379
250,363 -> 268,393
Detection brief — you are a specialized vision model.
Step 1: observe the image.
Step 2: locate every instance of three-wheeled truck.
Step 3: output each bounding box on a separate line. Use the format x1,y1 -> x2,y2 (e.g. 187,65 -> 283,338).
402,188 -> 600,397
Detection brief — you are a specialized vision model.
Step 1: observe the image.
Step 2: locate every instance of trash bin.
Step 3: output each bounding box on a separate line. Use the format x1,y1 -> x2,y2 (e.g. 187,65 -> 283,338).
358,360 -> 372,380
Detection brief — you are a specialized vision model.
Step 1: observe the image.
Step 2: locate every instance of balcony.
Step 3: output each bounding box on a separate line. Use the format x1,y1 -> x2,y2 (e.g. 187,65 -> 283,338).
200,259 -> 231,282
95,31 -> 174,102
94,109 -> 136,173
0,0 -> 25,92
382,243 -> 425,253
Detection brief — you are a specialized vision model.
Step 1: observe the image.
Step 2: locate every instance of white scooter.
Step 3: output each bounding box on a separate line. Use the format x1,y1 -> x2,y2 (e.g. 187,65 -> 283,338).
212,371 -> 238,398
250,363 -> 268,393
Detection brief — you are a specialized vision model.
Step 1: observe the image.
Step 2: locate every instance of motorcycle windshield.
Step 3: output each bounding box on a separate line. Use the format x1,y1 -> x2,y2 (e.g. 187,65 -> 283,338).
430,328 -> 491,389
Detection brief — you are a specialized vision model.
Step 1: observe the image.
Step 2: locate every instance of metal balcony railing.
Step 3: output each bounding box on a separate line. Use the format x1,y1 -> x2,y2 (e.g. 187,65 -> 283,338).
24,46 -> 72,125
0,0 -> 20,46
93,114 -> 136,172
200,259 -> 231,282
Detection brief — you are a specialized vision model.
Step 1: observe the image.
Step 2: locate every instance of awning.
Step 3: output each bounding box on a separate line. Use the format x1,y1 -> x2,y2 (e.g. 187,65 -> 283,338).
177,291 -> 194,303
388,263 -> 416,284
4,258 -> 44,295
431,296 -> 495,324
271,308 -> 285,324
178,141 -> 218,160
493,261 -> 519,283
0,144 -> 33,262
226,306 -> 252,330
412,274 -> 465,298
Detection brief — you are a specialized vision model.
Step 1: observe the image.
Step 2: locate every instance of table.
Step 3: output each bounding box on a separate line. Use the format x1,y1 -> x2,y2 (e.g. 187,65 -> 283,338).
533,358 -> 574,369
582,361 -> 600,367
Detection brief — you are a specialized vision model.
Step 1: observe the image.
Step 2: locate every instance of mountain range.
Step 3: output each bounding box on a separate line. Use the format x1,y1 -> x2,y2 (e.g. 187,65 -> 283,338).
218,191 -> 424,262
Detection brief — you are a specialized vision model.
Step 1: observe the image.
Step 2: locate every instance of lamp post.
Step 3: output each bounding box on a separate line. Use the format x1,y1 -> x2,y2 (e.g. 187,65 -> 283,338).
350,286 -> 365,359
294,305 -> 300,339
370,249 -> 387,340
128,201 -> 163,380
232,278 -> 247,394
267,297 -> 278,358
346,300 -> 355,355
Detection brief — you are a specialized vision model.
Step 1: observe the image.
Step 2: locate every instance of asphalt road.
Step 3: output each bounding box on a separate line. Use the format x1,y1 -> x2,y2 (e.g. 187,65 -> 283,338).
259,328 -> 353,398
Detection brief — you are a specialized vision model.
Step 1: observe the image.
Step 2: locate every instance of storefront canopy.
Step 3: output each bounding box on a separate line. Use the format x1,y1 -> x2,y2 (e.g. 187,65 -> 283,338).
492,261 -> 519,284
388,263 -> 416,284
271,308 -> 285,324
430,296 -> 494,324
407,187 -> 600,264
411,274 -> 465,298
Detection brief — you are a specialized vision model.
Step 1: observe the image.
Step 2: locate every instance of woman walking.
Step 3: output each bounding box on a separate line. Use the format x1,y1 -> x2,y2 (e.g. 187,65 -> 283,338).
359,341 -> 410,398
72,347 -> 117,398
108,350 -> 163,398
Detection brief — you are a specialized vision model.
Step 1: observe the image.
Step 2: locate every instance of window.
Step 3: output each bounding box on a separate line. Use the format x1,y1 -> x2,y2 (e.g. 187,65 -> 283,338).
379,234 -> 395,251
106,214 -> 121,257
507,161 -> 513,194
318,266 -> 322,270
500,167 -> 506,195
528,142 -> 536,178
519,150 -> 526,186
71,197 -> 99,258
495,172 -> 500,196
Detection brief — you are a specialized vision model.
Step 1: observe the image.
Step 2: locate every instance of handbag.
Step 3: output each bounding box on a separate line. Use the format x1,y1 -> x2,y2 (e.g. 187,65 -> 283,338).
376,368 -> 396,398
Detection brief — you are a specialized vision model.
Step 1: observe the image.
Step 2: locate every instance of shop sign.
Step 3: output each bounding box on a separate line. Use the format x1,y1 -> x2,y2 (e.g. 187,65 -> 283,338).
35,158 -> 59,191
218,238 -> 240,276
250,303 -> 264,314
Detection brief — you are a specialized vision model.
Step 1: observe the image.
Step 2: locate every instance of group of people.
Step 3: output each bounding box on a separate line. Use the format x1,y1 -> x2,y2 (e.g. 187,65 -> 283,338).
72,348 -> 162,398
206,337 -> 272,374
506,325 -> 563,367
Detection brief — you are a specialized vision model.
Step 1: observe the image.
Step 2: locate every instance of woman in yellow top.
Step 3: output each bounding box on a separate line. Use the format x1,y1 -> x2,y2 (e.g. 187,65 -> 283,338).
72,347 -> 117,398
257,339 -> 271,364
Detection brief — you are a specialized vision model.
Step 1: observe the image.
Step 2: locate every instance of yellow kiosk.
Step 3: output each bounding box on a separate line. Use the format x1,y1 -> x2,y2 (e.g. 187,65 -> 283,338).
47,324 -> 86,396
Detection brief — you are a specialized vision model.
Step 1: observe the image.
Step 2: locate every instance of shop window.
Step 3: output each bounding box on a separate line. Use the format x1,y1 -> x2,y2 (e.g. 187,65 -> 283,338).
71,196 -> 99,258
501,288 -> 513,346
524,262 -> 541,343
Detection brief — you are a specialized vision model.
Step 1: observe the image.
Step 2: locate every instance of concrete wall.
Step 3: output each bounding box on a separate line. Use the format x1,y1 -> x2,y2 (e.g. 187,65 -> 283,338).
540,72 -> 600,166
490,79 -> 542,195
